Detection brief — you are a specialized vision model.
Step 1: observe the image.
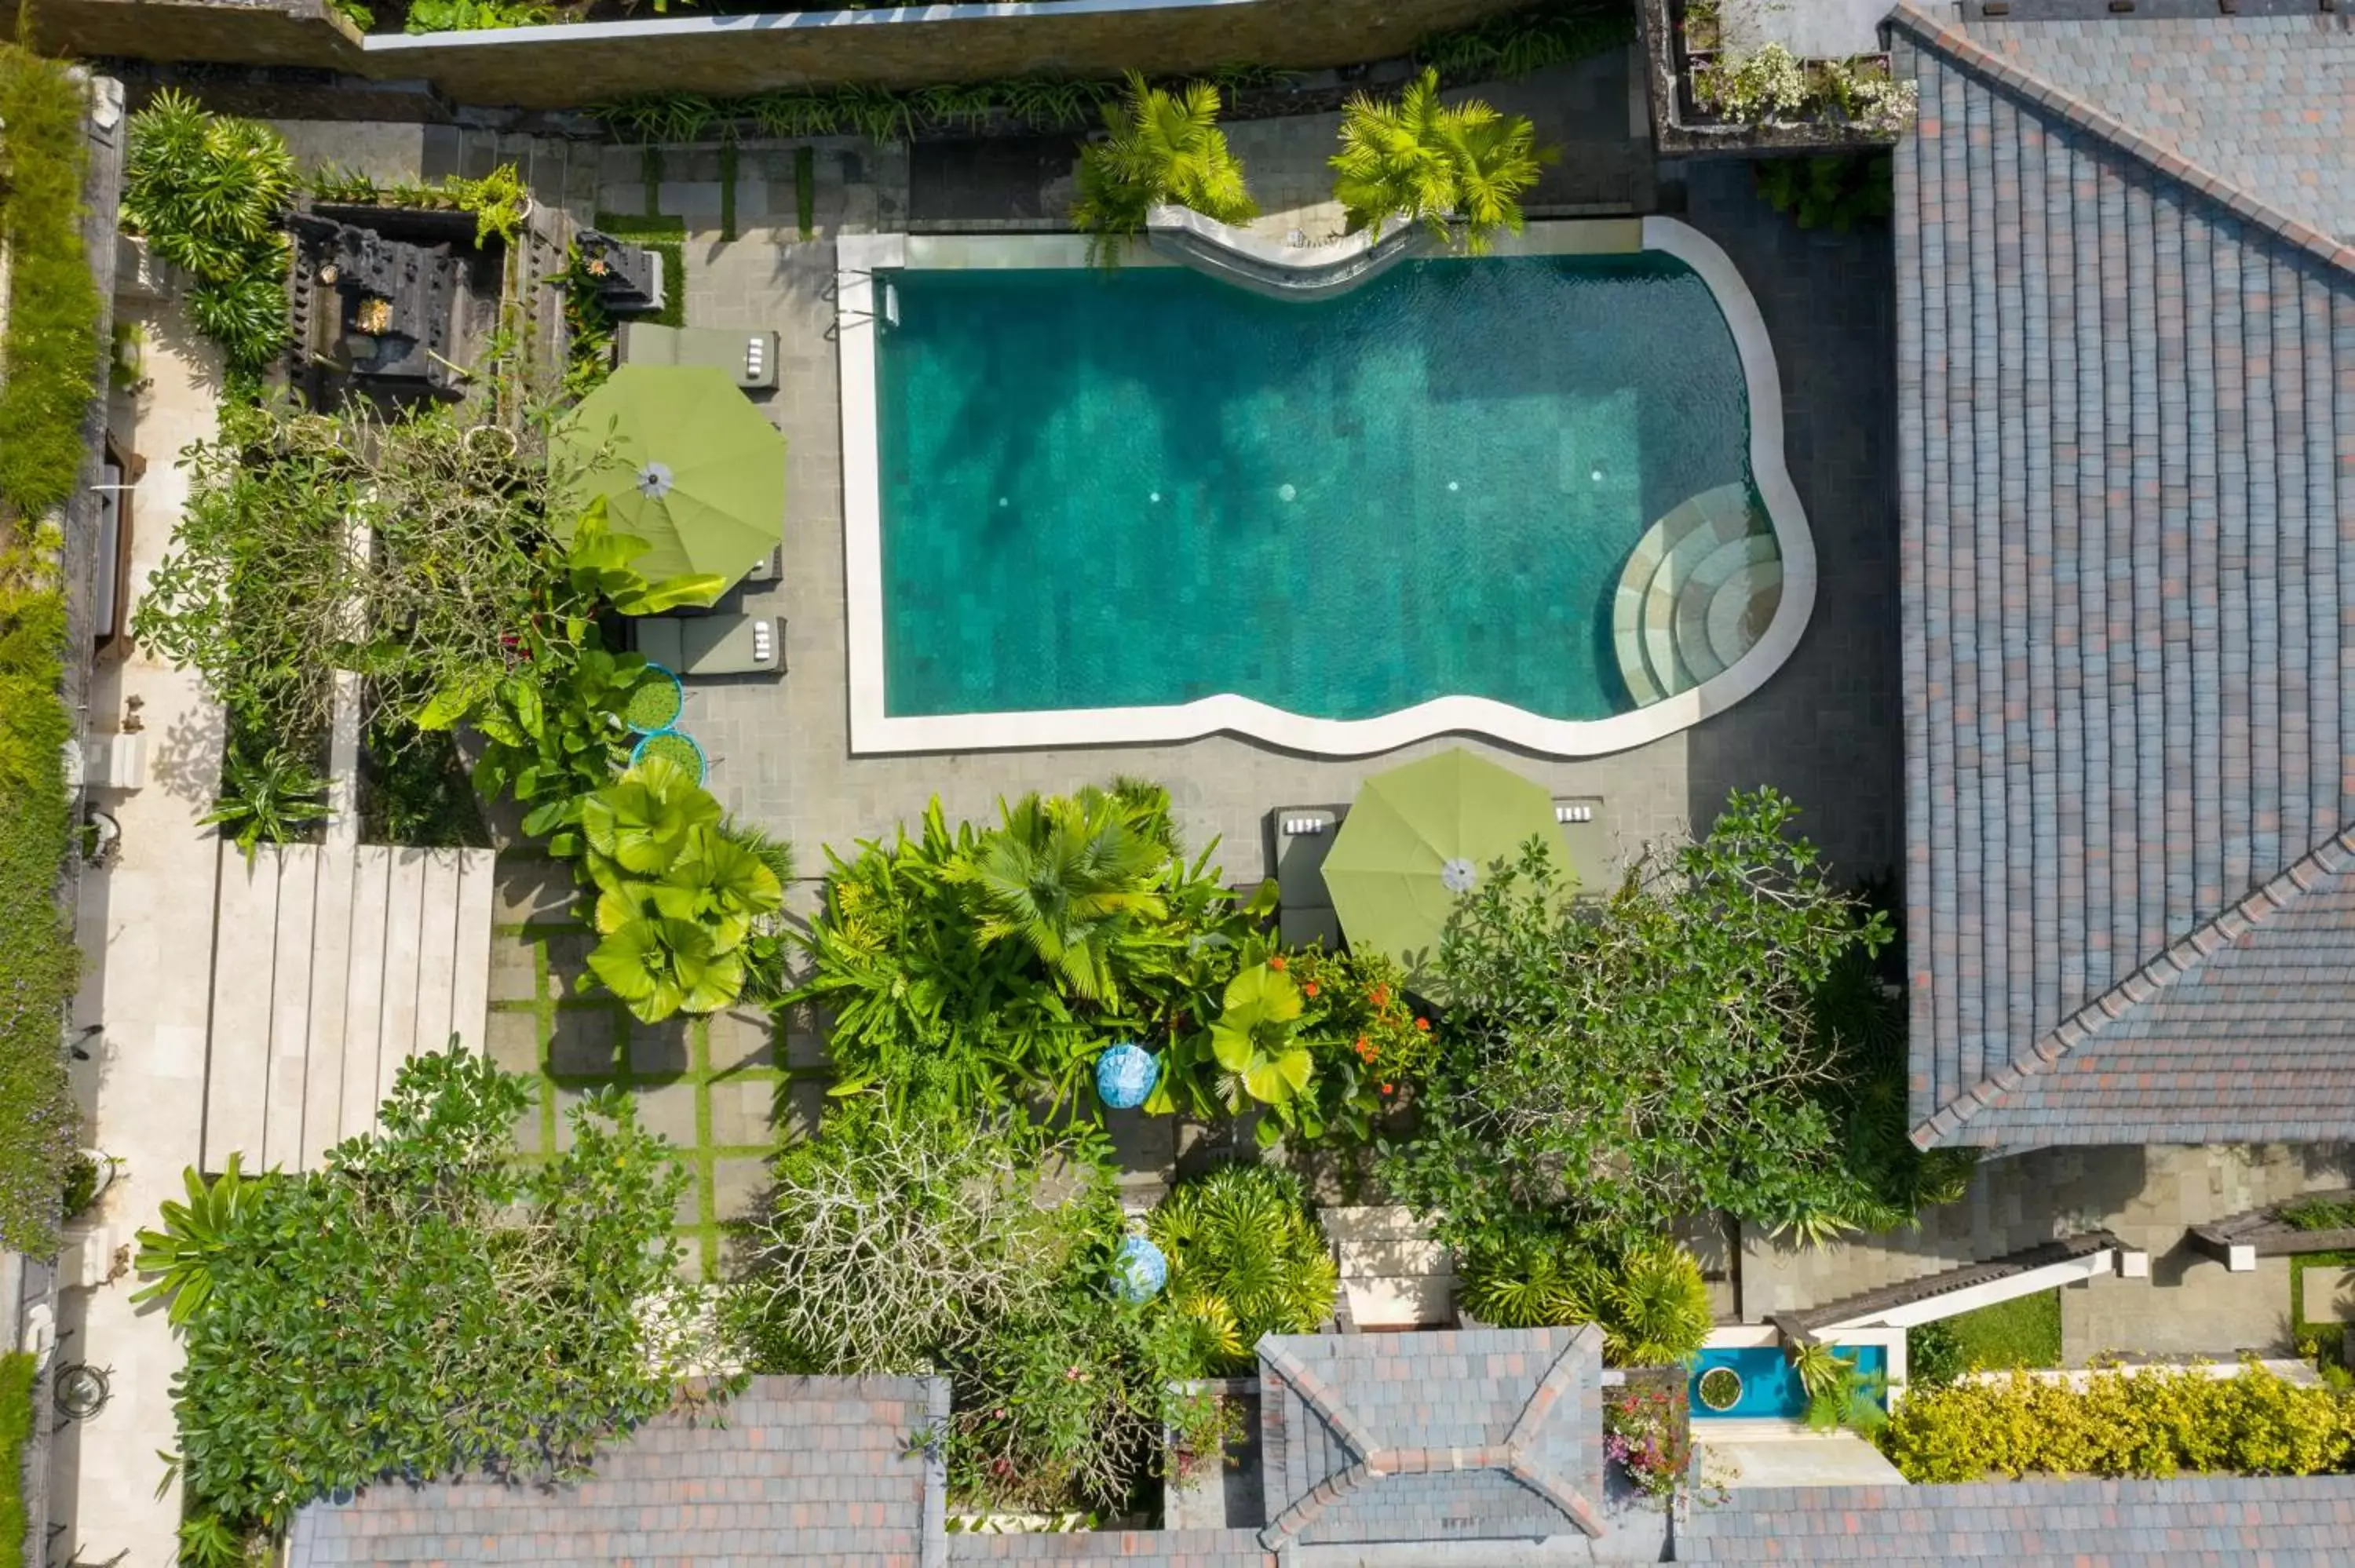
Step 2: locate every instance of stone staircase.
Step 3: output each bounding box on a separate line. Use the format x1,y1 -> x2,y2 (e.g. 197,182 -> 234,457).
1612,482 -> 1784,706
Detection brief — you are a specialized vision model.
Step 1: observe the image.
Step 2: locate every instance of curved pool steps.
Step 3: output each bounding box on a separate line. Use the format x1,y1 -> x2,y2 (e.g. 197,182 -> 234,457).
1612,483 -> 1779,706
1673,534 -> 1780,684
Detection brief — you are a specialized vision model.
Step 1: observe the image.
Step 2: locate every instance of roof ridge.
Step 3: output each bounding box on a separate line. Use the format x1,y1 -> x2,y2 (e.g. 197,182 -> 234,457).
1915,824 -> 2355,1146
1885,3 -> 2355,279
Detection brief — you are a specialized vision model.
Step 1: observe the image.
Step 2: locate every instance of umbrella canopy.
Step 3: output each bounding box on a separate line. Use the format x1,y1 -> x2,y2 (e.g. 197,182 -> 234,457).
1320,749 -> 1573,983
552,364 -> 785,589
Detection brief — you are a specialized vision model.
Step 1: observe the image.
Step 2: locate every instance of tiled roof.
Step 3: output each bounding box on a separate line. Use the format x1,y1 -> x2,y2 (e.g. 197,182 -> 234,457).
1888,5 -> 2355,1149
283,1376 -> 944,1568
1677,1474 -> 2355,1564
1255,1326 -> 1605,1550
1963,13 -> 2355,246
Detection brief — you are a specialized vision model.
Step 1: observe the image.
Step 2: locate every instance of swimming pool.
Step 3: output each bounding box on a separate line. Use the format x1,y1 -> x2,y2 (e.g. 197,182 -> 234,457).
1689,1344 -> 1889,1420
838,221 -> 1810,756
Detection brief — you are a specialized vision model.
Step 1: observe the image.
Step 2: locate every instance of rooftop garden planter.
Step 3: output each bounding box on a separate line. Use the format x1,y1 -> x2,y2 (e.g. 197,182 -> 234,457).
630,727 -> 705,782
1696,1364 -> 1743,1412
621,663 -> 684,734
1643,0 -> 1916,155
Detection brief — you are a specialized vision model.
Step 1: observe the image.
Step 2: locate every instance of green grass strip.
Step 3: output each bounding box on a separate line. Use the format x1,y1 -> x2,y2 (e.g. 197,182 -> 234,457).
640,145 -> 663,217
0,44 -> 104,521
0,1351 -> 33,1552
794,146 -> 815,241
1941,1288 -> 2063,1371
592,211 -> 685,330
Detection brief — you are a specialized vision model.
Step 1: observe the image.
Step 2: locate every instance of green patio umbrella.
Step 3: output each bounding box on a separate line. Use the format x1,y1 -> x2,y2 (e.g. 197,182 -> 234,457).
1320,749 -> 1573,983
552,364 -> 785,589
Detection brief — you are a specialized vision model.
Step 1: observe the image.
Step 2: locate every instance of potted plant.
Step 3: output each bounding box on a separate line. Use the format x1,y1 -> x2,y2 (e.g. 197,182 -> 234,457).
1696,1363 -> 1743,1412
62,1150 -> 122,1218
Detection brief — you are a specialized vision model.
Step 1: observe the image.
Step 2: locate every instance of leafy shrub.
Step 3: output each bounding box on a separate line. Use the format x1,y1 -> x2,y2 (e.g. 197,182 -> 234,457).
0,45 -> 104,522
791,786 -> 1264,1113
1331,68 -> 1555,253
1460,1233 -> 1713,1366
358,712 -> 489,848
1752,154 -> 1893,233
2284,1195 -> 2355,1232
1386,789 -> 1909,1261
120,91 -> 294,370
729,1099 -> 1092,1376
309,161 -> 531,247
1906,1318 -> 1964,1388
0,1351 -> 32,1551
1148,1165 -> 1338,1373
576,757 -> 785,1023
200,735 -> 330,863
1072,72 -> 1257,249
1879,1364 -> 2354,1483
0,542 -> 80,1254
141,1051 -> 719,1548
1415,0 -> 1637,82
403,0 -> 556,32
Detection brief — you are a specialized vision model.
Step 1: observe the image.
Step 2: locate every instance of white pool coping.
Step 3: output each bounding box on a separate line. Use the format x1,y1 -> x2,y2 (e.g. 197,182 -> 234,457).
835,219 -> 1816,757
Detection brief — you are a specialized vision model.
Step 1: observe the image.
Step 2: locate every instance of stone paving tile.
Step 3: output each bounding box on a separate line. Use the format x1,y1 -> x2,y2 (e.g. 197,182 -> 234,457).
633,1078 -> 703,1150
712,1155 -> 771,1228
484,1006 -> 542,1077
548,1003 -> 623,1078
626,1016 -> 694,1080
706,1002 -> 776,1072
710,1077 -> 774,1149
487,927 -> 541,1004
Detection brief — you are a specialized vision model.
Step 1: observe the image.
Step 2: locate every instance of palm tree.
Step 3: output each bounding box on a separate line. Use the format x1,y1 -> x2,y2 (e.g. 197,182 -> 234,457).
954,787 -> 1170,1001
1072,71 -> 1258,251
1330,68 -> 1557,254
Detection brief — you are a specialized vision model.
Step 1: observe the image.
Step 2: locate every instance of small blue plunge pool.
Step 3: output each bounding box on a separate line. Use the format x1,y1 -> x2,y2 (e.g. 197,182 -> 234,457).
1689,1344 -> 1888,1420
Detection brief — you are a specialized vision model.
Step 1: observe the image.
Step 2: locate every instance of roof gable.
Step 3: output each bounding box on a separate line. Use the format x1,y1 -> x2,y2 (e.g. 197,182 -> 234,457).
1889,5 -> 2355,1148
1255,1327 -> 1606,1550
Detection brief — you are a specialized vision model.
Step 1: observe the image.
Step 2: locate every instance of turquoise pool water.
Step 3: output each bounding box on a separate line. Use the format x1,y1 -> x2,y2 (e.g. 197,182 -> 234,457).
1689,1344 -> 1889,1420
875,254 -> 1758,720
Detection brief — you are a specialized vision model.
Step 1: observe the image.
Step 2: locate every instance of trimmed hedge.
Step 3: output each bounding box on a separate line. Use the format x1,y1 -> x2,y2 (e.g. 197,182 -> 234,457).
0,44 -> 104,521
1879,1364 -> 2353,1484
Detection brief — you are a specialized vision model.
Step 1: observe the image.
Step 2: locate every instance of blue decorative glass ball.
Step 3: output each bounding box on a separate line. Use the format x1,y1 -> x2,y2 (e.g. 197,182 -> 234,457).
1113,1235 -> 1168,1303
1095,1042 -> 1159,1110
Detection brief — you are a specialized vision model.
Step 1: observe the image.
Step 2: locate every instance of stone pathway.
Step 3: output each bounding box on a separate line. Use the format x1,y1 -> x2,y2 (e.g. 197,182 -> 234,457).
486,855 -> 831,1282
51,285 -> 225,1568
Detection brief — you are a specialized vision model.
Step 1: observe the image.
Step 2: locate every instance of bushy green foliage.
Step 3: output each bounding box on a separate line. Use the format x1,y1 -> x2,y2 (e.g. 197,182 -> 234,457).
1911,1289 -> 2062,1377
1880,1364 -> 2355,1483
200,735 -> 330,862
1072,72 -> 1257,248
2284,1194 -> 2355,1232
1415,0 -> 1636,82
576,757 -> 785,1023
1905,1318 -> 1965,1388
1752,154 -> 1893,234
0,45 -> 104,521
359,713 -> 489,848
1331,68 -> 1556,253
0,1351 -> 32,1552
1459,1233 -> 1713,1366
0,542 -> 79,1254
308,161 -> 531,247
730,1098 -> 1220,1513
121,91 -> 294,370
144,1051 -> 720,1552
792,786 -> 1269,1113
402,0 -> 556,33
1385,789 -> 1931,1261
1148,1166 -> 1338,1373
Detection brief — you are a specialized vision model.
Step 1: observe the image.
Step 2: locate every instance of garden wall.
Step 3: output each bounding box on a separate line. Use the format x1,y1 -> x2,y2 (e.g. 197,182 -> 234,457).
17,0 -> 1529,110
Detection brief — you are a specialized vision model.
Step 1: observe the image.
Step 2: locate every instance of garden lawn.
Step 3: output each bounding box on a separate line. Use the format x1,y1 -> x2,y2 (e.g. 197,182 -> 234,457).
485,852 -> 821,1280
2290,1251 -> 2355,1365
1939,1289 -> 2062,1372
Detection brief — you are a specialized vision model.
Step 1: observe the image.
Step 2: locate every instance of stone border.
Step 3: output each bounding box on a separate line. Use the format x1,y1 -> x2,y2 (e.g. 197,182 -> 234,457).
834,218 -> 1815,757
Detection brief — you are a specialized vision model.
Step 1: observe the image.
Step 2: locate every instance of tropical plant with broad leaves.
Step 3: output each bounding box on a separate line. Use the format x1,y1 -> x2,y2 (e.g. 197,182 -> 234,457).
1330,67 -> 1556,253
120,92 -> 294,369
1205,959 -> 1314,1143
576,758 -> 783,1023
466,636 -> 657,850
200,740 -> 330,864
949,786 -> 1170,1003
1148,1165 -> 1337,1373
560,495 -> 726,618
1071,71 -> 1257,250
130,1153 -> 268,1327
1459,1231 -> 1712,1366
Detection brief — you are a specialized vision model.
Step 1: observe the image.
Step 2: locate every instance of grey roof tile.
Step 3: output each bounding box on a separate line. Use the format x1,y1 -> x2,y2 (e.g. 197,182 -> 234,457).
1889,7 -> 2355,1148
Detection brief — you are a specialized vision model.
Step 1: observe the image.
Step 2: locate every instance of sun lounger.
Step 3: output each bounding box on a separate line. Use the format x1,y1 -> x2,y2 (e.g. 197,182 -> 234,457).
618,323 -> 780,392
633,614 -> 783,676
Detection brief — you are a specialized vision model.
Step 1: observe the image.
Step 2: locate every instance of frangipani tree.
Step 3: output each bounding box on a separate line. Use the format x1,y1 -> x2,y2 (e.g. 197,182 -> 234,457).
1072,71 -> 1257,251
1330,68 -> 1556,254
